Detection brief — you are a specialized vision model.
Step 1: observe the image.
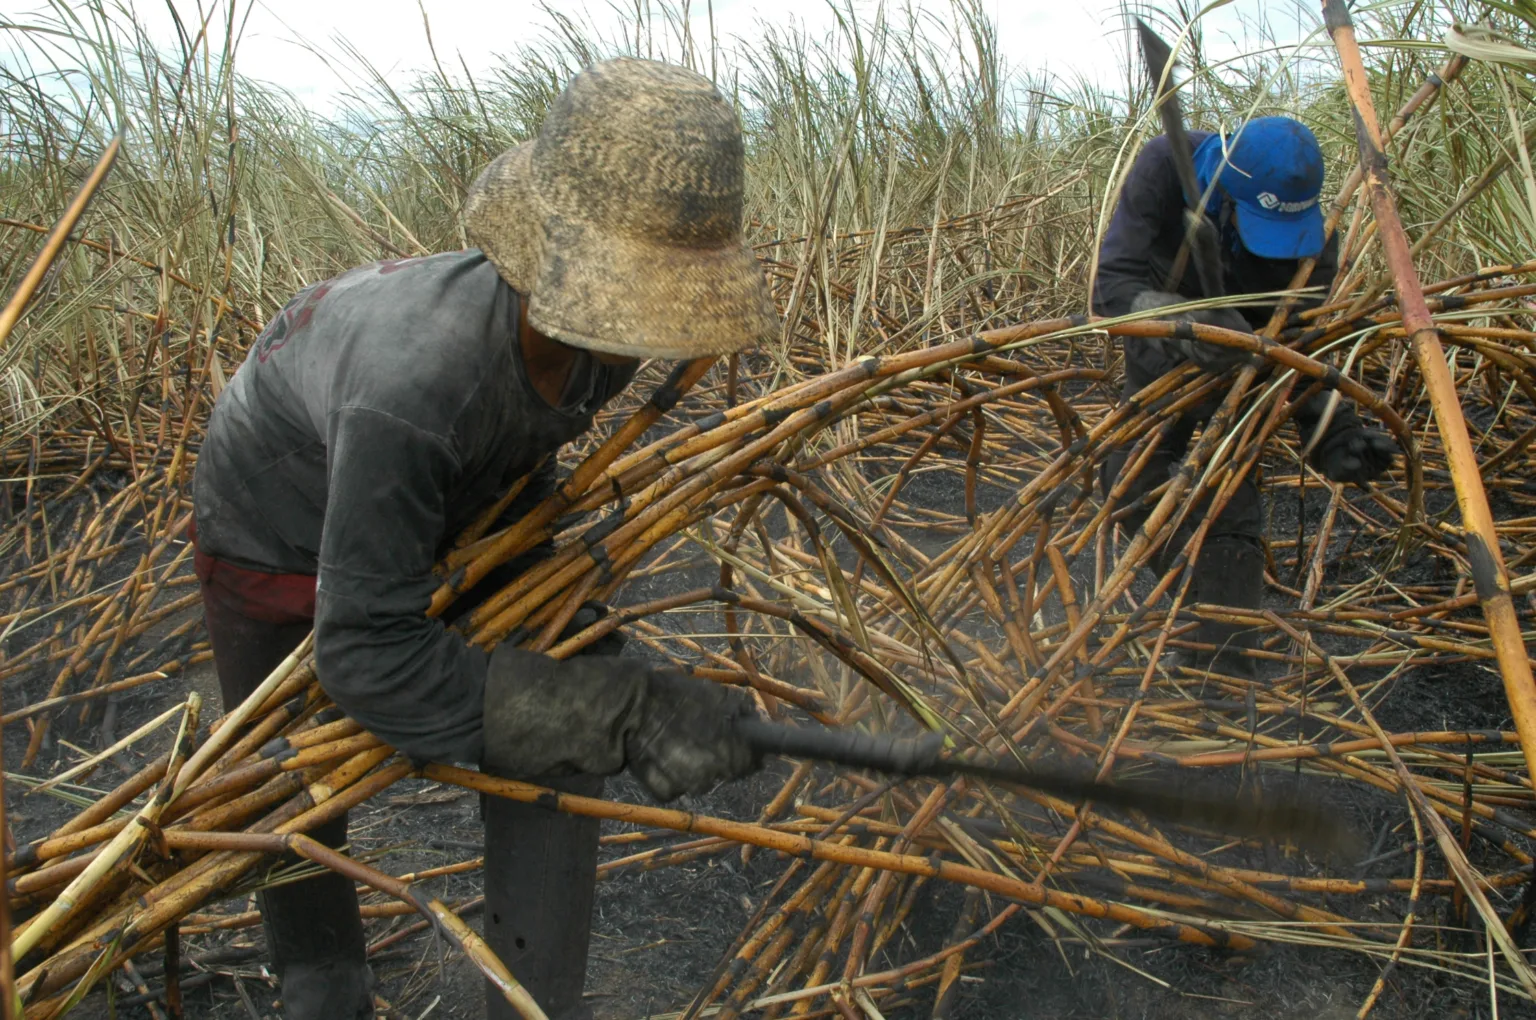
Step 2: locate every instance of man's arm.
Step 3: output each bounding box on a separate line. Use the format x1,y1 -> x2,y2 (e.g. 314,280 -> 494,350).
1094,136 -> 1183,319
312,404 -> 762,799
1291,382 -> 1397,486
314,404 -> 489,763
1094,137 -> 1239,386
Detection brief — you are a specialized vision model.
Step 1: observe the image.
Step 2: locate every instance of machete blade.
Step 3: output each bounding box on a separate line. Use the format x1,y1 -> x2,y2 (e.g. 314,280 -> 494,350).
1134,17 -> 1226,300
737,719 -> 1360,857
1135,16 -> 1176,96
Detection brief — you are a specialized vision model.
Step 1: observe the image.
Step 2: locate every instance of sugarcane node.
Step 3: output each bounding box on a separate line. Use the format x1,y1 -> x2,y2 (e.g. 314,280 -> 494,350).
256,736 -> 292,760
1322,0 -> 1353,33
580,512 -> 625,547
695,410 -> 728,432
1463,530 -> 1504,601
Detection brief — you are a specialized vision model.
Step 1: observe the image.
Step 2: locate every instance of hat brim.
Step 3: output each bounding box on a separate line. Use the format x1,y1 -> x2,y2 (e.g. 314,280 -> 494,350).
528,214 -> 776,360
1233,201 -> 1326,260
464,143 -> 541,294
464,143 -> 775,360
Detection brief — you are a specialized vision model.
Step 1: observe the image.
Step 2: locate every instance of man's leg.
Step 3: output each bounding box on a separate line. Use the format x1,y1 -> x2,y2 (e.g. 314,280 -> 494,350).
444,553 -> 608,1020
1100,446 -> 1154,540
1187,476 -> 1265,677
201,591 -> 373,1020
482,772 -> 604,1020
1100,437 -> 1185,572
1100,406 -> 1265,677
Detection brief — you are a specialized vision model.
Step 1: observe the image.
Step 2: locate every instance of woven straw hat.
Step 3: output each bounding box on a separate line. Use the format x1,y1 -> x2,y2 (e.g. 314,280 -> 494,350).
464,58 -> 777,360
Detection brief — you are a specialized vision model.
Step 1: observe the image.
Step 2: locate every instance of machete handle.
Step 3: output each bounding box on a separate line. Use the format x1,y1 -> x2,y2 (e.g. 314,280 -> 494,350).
735,718 -> 945,775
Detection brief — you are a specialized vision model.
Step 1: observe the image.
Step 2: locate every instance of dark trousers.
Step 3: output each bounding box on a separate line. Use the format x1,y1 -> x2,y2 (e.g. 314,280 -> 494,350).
1100,445 -> 1262,562
200,590 -> 368,979
201,564 -> 603,1020
1098,403 -> 1262,555
1099,403 -> 1267,666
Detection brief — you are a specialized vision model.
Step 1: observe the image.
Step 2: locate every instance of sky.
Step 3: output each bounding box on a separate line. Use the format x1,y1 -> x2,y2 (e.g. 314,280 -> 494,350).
120,0 -> 1324,113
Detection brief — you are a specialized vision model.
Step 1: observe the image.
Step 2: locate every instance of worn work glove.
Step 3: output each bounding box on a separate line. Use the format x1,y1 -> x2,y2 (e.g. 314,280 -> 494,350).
626,670 -> 762,801
481,647 -> 761,801
1130,290 -> 1253,374
1308,423 -> 1398,486
563,600 -> 627,657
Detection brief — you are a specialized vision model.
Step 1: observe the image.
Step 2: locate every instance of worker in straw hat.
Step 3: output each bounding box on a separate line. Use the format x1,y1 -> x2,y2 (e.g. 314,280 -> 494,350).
1093,115 -> 1398,677
192,58 -> 776,1020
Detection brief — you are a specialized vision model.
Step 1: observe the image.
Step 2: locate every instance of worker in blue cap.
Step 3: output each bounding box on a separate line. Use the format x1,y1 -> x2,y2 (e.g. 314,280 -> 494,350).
1093,116 -> 1398,677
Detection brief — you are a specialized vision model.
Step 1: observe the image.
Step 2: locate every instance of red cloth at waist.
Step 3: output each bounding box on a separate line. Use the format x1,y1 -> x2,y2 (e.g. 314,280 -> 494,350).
190,518 -> 317,626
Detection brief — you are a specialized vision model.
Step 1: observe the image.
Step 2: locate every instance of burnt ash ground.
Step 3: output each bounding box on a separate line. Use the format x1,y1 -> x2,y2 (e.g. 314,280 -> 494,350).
6,387 -> 1535,1019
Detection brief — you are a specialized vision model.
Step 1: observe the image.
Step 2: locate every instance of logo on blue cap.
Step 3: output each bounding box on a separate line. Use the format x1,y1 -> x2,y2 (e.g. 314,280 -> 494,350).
1256,192 -> 1317,213
1193,117 -> 1326,260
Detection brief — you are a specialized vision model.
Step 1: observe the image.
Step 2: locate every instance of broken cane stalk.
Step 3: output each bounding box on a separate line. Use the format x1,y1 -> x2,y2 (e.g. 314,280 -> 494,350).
1324,0 -> 1536,994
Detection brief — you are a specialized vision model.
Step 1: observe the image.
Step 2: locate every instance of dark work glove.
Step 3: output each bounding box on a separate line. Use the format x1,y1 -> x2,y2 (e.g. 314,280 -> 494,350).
1130,290 -> 1253,373
1309,424 -> 1398,485
627,670 -> 761,801
562,600 -> 627,657
481,647 -> 761,801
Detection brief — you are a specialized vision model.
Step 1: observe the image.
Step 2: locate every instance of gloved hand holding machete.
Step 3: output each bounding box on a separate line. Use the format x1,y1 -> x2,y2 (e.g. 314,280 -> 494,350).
482,649 -> 761,802
483,646 -> 1354,855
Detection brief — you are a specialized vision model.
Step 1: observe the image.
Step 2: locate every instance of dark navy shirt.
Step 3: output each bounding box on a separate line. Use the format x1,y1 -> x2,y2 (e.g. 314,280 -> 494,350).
1093,132 -> 1339,326
1091,133 -> 1355,442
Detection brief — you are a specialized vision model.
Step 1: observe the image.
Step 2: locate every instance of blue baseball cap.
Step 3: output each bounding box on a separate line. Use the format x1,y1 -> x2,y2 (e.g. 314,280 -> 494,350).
1192,117 -> 1326,260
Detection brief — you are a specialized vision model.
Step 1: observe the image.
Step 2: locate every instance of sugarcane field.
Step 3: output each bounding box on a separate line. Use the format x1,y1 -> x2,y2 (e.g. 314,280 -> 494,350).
9,0 -> 1536,1016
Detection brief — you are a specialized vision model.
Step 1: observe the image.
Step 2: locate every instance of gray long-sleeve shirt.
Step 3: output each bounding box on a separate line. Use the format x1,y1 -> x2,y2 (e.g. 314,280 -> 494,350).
194,250 -> 634,763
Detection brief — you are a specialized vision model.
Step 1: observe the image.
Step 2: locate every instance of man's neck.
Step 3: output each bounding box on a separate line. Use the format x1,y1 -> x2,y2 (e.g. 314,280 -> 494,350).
519,310 -> 580,407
